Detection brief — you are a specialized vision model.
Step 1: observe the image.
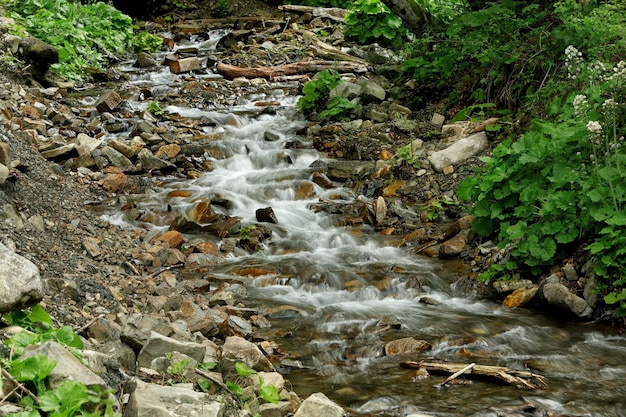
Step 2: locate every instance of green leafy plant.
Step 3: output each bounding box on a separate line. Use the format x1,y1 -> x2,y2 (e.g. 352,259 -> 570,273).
226,362 -> 279,404
297,69 -> 342,115
131,31 -> 163,53
5,0 -> 133,82
319,96 -> 358,121
344,0 -> 409,47
1,305 -> 120,417
146,101 -> 164,117
397,144 -> 421,169
423,199 -> 457,221
213,0 -> 231,18
239,224 -> 257,240
3,304 -> 84,356
458,43 -> 626,315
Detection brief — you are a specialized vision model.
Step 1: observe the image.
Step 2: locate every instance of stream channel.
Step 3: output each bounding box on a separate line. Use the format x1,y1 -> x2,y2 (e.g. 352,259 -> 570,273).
97,31 -> 626,417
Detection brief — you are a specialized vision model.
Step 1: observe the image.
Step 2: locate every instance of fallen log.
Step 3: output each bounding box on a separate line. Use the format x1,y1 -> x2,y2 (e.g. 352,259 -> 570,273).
400,361 -> 547,389
278,5 -> 349,22
216,60 -> 368,80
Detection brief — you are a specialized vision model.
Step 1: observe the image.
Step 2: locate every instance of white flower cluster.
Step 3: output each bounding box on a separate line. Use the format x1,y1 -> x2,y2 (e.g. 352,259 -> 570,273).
608,60 -> 626,82
564,45 -> 583,80
602,98 -> 618,115
586,120 -> 603,134
573,94 -> 588,116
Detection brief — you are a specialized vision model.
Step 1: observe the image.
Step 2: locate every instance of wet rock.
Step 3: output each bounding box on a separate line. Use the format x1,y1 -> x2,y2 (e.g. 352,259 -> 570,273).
108,139 -> 136,159
138,148 -> 171,171
503,285 -> 538,308
384,337 -> 432,355
120,313 -> 173,349
562,264 -> 578,281
264,130 -> 282,142
95,90 -> 122,113
312,171 -> 334,189
96,146 -> 136,171
375,196 -> 387,224
293,393 -> 344,417
330,81 -> 361,100
124,378 -> 224,417
0,241 -> 44,312
439,230 -> 468,258
155,143 -> 181,159
23,341 -> 107,389
324,160 -> 376,181
136,52 -> 158,68
137,331 -> 207,369
443,215 -> 474,240
154,230 -> 184,248
355,77 -> 386,103
542,282 -> 593,318
428,132 -> 488,172
222,335 -> 274,372
431,113 -> 445,128
101,172 -> 127,193
493,279 -> 534,294
169,57 -> 201,74
256,206 -> 278,224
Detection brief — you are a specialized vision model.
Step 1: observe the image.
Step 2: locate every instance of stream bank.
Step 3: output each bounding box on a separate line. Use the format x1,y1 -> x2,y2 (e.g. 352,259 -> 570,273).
0,3 -> 624,417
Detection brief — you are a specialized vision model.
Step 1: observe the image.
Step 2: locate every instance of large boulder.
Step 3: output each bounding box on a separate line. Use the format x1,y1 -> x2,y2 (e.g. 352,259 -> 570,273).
293,393 -> 345,417
0,242 -> 44,312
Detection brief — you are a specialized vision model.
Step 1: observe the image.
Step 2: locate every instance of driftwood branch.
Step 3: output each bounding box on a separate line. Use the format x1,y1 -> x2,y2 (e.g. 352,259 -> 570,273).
194,368 -> 243,406
400,361 -> 547,390
438,362 -> 475,387
216,60 -> 368,80
0,367 -> 40,405
278,5 -> 349,22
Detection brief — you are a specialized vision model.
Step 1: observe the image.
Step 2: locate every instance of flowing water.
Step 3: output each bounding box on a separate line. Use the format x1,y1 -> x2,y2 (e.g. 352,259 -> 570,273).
100,32 -> 626,416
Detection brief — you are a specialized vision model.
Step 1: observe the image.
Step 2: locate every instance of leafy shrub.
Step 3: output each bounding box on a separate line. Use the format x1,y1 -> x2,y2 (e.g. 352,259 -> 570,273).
458,44 -> 626,315
298,69 -> 356,121
344,0 -> 409,47
131,31 -> 163,53
1,305 -> 120,416
5,0 -> 133,82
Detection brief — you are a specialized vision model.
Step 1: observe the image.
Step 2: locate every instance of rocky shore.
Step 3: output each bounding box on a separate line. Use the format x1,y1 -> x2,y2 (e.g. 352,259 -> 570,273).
0,3 -> 606,417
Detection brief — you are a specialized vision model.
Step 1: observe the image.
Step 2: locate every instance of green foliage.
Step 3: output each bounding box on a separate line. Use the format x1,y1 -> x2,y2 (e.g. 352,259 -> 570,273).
297,69 -> 342,115
5,0 -> 133,82
344,0 -> 409,47
213,0 -> 231,18
459,41 -> 626,312
397,144 -> 421,169
146,101 -> 164,116
319,96 -> 358,121
283,0 -> 351,7
3,304 -> 84,356
1,305 -> 120,417
297,70 -> 357,121
131,32 -> 163,53
422,199 -> 457,221
226,362 -> 279,404
239,224 -> 256,240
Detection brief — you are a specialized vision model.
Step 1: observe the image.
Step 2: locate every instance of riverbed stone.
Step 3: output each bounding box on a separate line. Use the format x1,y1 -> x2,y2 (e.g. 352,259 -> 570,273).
256,206 -> 278,224
356,77 -> 386,102
428,132 -> 488,172
503,285 -> 538,308
384,337 -> 432,355
136,148 -> 167,171
439,230 -> 468,258
222,335 -> 274,372
120,313 -> 173,349
124,378 -> 224,417
542,282 -> 593,318
23,341 -> 107,389
293,392 -> 344,417
492,279 -> 534,294
137,331 -> 207,369
0,241 -> 44,312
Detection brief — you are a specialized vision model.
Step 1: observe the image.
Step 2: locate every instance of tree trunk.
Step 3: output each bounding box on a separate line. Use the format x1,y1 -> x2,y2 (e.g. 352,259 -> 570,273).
379,0 -> 430,32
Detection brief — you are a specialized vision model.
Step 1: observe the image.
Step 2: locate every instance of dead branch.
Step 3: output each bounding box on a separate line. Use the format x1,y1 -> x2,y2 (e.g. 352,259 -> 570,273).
400,361 -> 547,390
216,60 -> 368,80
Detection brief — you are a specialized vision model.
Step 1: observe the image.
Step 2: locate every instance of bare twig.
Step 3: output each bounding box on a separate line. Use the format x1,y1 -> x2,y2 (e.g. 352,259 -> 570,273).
0,368 -> 40,405
75,313 -> 106,334
438,362 -> 475,387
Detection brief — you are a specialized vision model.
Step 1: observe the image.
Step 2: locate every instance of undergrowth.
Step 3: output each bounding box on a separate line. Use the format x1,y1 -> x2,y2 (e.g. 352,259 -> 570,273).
3,0 -> 134,82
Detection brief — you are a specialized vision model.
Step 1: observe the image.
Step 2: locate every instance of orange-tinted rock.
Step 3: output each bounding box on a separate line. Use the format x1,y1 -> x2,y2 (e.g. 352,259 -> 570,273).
195,241 -> 221,256
503,285 -> 538,308
186,199 -> 213,224
168,190 -> 192,198
155,230 -> 184,249
101,173 -> 127,193
155,143 -> 181,159
439,230 -> 468,258
384,337 -> 432,356
295,181 -> 315,199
